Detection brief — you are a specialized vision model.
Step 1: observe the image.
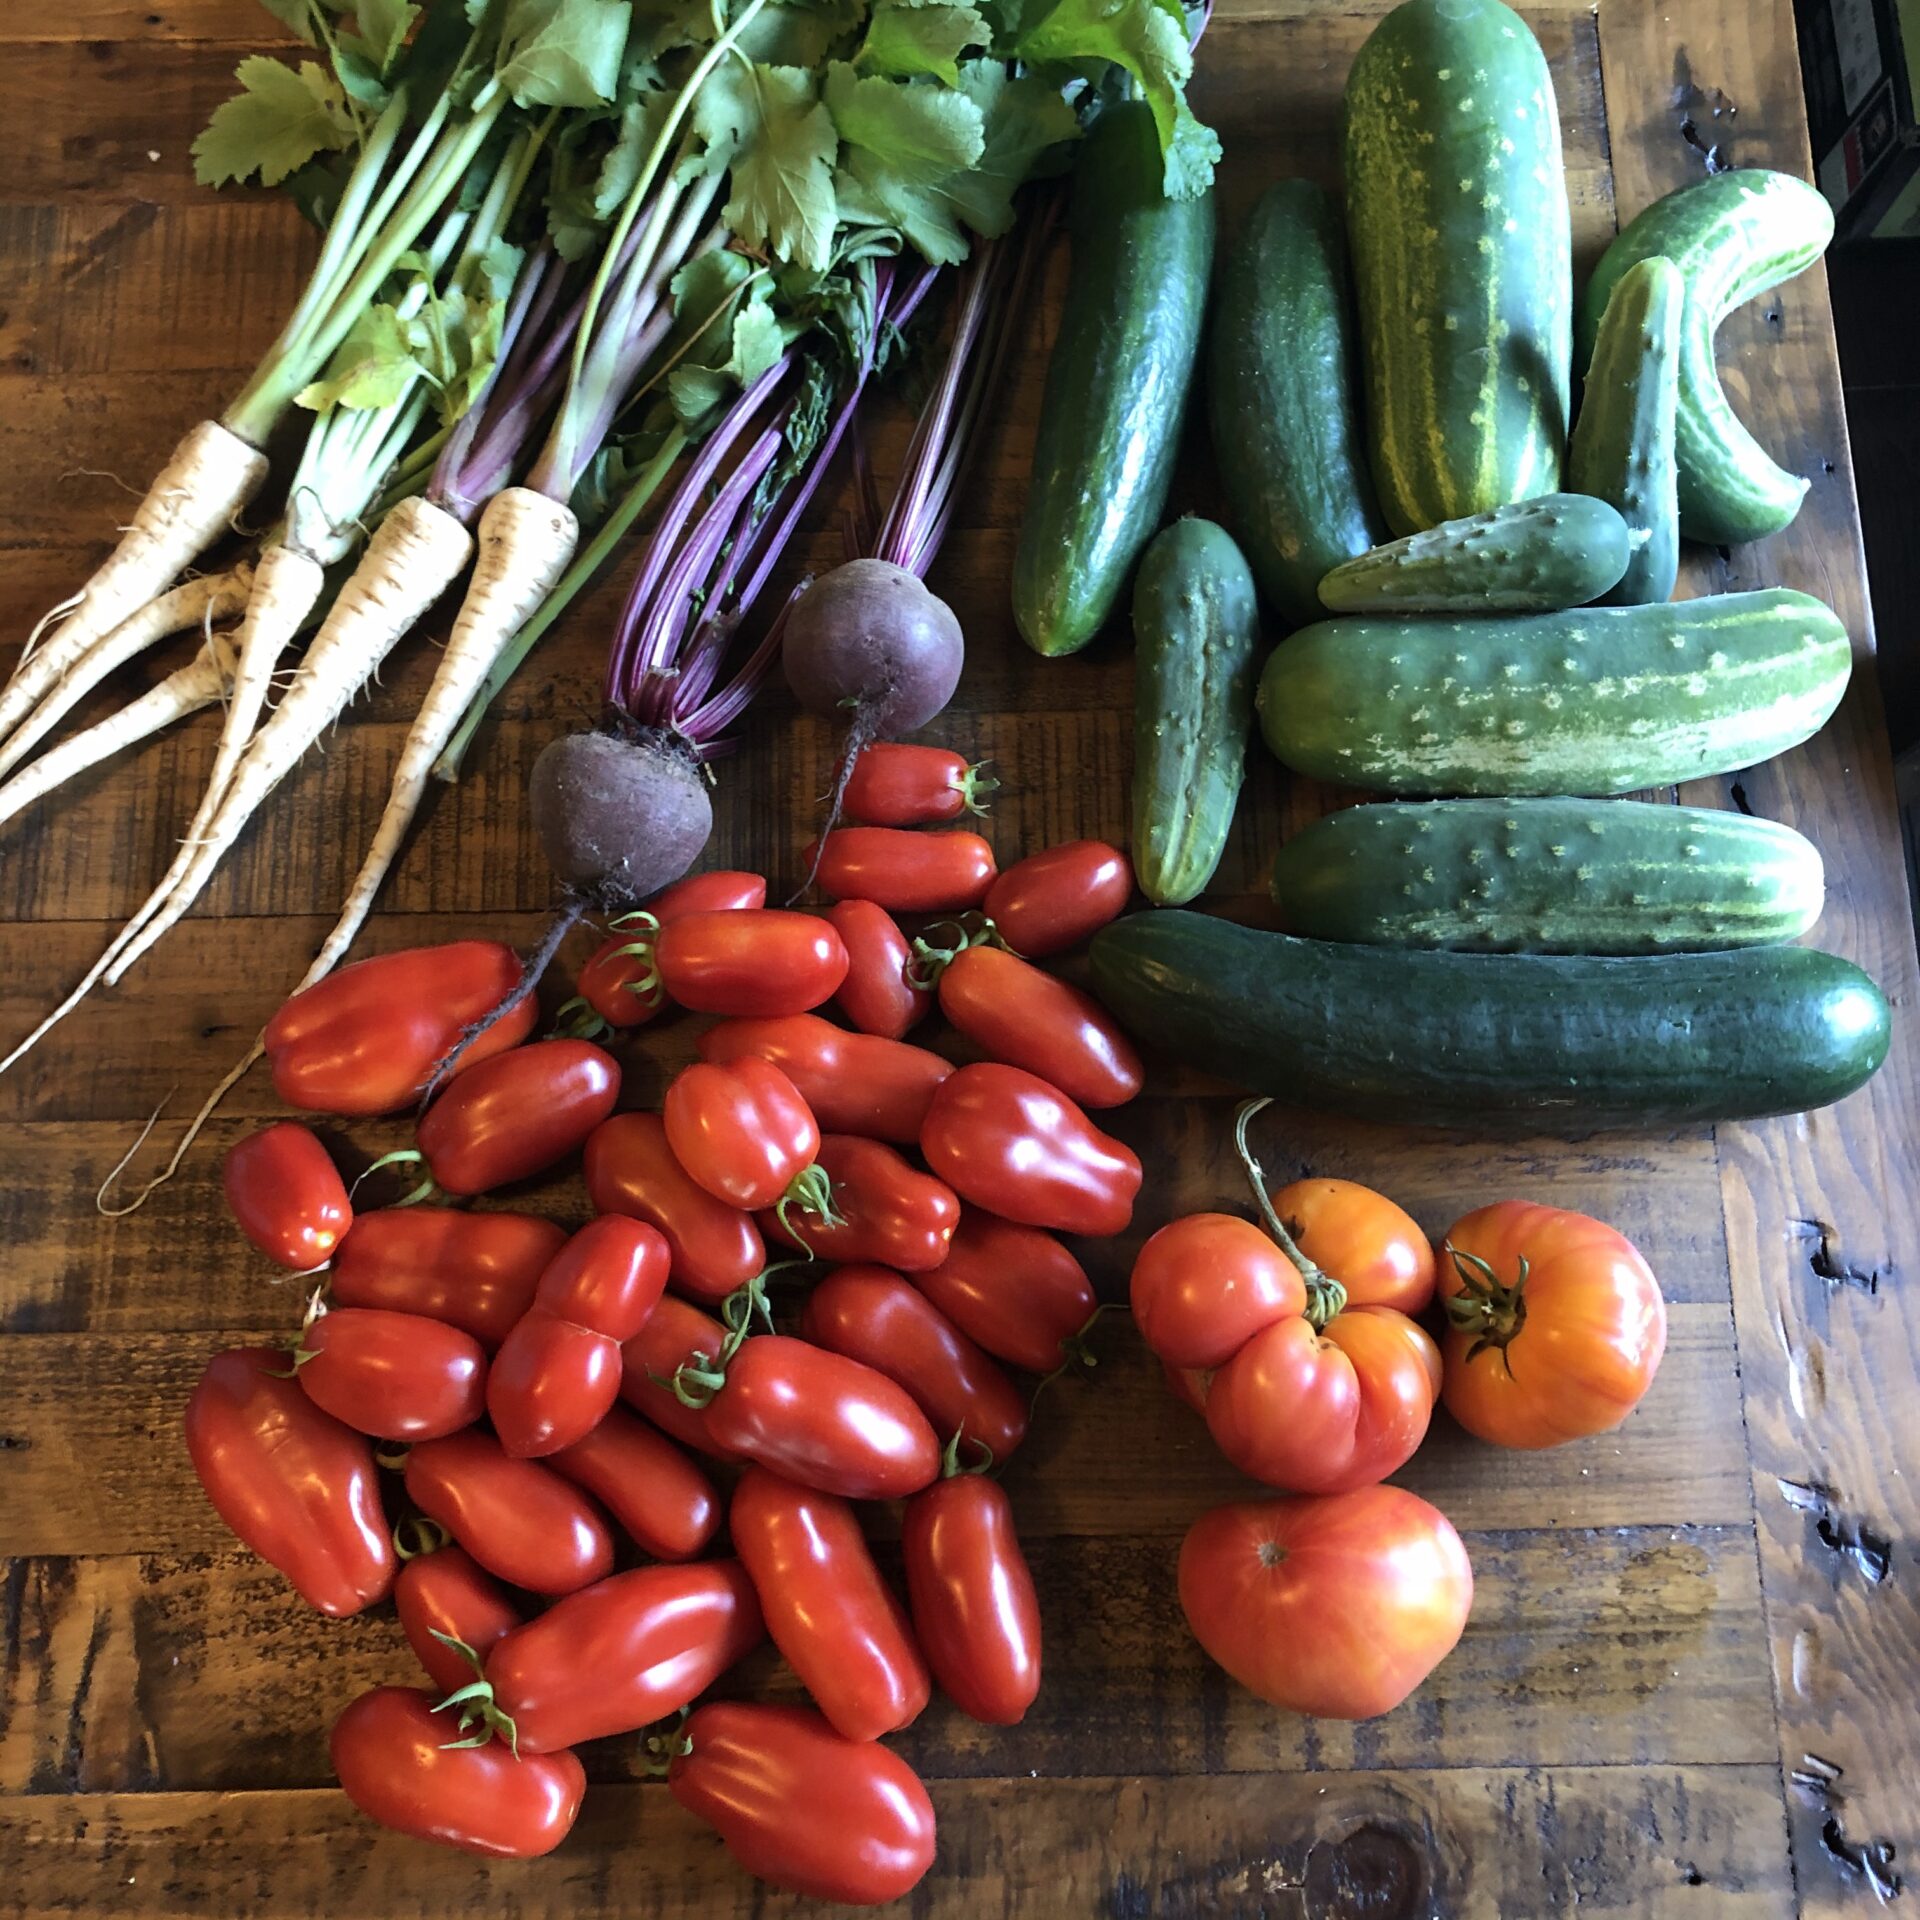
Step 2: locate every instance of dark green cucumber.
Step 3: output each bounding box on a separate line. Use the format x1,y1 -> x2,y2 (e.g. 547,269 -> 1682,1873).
1089,910 -> 1889,1130
1256,588 -> 1851,796
1577,170 -> 1834,546
1013,103 -> 1214,657
1344,0 -> 1572,534
1569,257 -> 1683,605
1131,518 -> 1263,905
1207,180 -> 1385,625
1270,798 -> 1825,952
1316,495 -> 1632,615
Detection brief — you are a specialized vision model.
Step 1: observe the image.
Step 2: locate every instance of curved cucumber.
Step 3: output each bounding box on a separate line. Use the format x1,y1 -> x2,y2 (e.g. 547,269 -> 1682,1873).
1256,588 -> 1852,796
1131,519 -> 1263,905
1089,910 -> 1889,1131
1577,170 -> 1834,546
1569,256 -> 1683,604
1013,103 -> 1215,657
1344,0 -> 1572,532
1208,180 -> 1385,624
1316,495 -> 1632,614
1270,798 -> 1825,952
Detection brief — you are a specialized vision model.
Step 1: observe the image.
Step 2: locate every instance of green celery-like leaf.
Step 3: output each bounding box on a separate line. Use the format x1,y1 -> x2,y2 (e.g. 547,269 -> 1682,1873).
192,55 -> 357,188
668,249 -> 761,362
738,0 -> 868,68
694,62 -> 839,272
668,295 -> 786,429
256,0 -> 326,43
856,0 -> 986,85
353,0 -> 421,69
331,37 -> 392,106
497,0 -> 632,106
294,302 -> 424,411
1162,92 -> 1222,199
591,86 -> 679,218
942,59 -> 1075,235
826,63 -> 984,264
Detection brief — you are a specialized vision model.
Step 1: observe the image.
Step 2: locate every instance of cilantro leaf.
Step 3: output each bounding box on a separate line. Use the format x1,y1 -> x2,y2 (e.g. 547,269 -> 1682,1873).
351,0 -> 420,70
497,0 -> 632,107
826,63 -> 985,264
693,62 -> 839,272
192,56 -> 357,188
856,0 -> 988,85
943,59 -> 1076,235
294,302 -> 424,412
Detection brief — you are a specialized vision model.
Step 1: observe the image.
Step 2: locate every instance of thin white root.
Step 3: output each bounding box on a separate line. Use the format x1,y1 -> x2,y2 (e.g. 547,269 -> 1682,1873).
10,590 -> 83,682
97,1039 -> 264,1216
0,565 -> 256,776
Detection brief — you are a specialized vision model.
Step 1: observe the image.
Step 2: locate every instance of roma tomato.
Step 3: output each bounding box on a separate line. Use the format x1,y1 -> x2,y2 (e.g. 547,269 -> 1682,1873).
913,1209 -> 1097,1373
1178,1487 -> 1474,1719
185,1348 -> 393,1617
920,1063 -> 1141,1237
222,1123 -> 349,1268
697,1014 -> 952,1143
806,826 -> 996,914
931,942 -> 1143,1109
730,1467 -> 929,1742
296,1307 -> 487,1442
1440,1201 -> 1668,1449
404,1429 -> 613,1596
575,873 -> 770,1032
394,1545 -> 521,1695
843,743 -> 995,826
828,899 -> 930,1039
584,1111 -> 764,1302
265,941 -> 534,1116
902,1471 -> 1041,1725
1130,1214 -> 1303,1371
1275,1178 -> 1436,1315
702,1335 -> 941,1499
655,910 -> 848,1015
619,1294 -> 738,1458
766,1135 -> 959,1272
331,1686 -> 583,1858
485,1562 -> 763,1752
982,840 -> 1131,958
329,1208 -> 565,1349
550,1405 -> 721,1560
663,1058 -> 821,1211
669,1702 -> 936,1905
801,1265 -> 1028,1463
488,1216 -> 669,1458
650,869 -> 770,917
415,1039 -> 619,1197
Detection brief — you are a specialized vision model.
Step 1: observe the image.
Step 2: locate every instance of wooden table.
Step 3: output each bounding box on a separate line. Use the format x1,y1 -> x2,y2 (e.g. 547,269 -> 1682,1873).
2,4 -> 1916,1914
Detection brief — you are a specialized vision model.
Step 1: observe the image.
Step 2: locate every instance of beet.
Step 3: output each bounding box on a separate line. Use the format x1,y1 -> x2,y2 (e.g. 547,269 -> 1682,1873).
529,727 -> 712,907
782,560 -> 964,736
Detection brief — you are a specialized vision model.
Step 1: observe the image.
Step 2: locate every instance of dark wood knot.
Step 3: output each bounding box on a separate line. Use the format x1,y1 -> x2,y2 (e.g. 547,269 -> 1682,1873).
1302,1822 -> 1433,1918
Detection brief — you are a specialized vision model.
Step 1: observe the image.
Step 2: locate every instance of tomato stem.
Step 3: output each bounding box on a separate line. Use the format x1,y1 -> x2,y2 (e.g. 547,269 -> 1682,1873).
954,759 -> 1000,817
904,911 -> 1006,991
775,1161 -> 845,1238
938,1427 -> 995,1479
355,1147 -> 443,1210
1232,1099 -> 1347,1329
1443,1243 -> 1530,1360
547,994 -> 612,1042
393,1517 -> 452,1561
428,1669 -> 520,1758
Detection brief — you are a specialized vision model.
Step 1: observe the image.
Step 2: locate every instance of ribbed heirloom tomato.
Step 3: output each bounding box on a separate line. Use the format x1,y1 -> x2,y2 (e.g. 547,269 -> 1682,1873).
329,1208 -> 565,1349
1275,1177 -> 1436,1315
222,1123 -> 350,1268
698,1014 -> 953,1143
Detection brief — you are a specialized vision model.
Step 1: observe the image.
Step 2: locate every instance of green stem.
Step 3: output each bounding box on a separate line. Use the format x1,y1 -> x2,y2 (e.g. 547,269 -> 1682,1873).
1232,1099 -> 1346,1330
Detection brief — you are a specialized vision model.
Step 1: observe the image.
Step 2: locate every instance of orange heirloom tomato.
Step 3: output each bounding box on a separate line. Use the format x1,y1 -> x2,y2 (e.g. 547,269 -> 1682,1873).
1272,1177 -> 1436,1315
1439,1201 -> 1667,1449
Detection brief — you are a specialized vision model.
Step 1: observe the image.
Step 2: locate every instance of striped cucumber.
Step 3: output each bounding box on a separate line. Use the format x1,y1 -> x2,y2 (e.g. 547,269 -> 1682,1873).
1256,589 -> 1851,796
1577,170 -> 1834,546
1089,910 -> 1890,1131
1131,518 -> 1263,905
1344,0 -> 1573,533
1208,180 -> 1385,624
1317,495 -> 1633,614
1270,798 -> 1825,952
1569,257 -> 1683,604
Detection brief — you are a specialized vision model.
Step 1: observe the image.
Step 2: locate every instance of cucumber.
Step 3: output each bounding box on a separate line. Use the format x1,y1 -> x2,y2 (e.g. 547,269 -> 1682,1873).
1270,798 -> 1825,952
1256,588 -> 1851,796
1131,519 -> 1263,905
1569,257 -> 1683,605
1208,180 -> 1385,625
1316,495 -> 1632,615
1013,103 -> 1215,657
1577,170 -> 1834,547
1344,0 -> 1573,534
1089,910 -> 1889,1131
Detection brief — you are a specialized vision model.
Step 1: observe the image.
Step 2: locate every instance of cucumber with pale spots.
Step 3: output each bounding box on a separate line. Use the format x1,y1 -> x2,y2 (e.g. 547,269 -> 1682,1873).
1344,0 -> 1573,534
1256,589 -> 1851,796
1270,798 -> 1824,952
1316,495 -> 1632,614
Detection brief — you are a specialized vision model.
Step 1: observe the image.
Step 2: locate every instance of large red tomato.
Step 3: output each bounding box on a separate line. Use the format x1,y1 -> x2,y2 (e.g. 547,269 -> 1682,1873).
1130,1213 -> 1303,1371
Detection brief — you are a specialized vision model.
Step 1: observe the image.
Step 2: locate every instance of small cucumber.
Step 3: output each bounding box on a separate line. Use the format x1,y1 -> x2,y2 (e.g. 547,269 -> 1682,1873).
1316,495 -> 1633,615
1013,103 -> 1215,657
1257,589 -> 1851,796
1208,180 -> 1385,625
1131,518 -> 1263,905
1569,257 -> 1683,605
1270,798 -> 1825,952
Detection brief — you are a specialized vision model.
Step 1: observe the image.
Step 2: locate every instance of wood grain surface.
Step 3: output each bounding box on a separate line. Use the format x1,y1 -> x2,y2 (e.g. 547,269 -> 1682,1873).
2,3 -> 1916,1916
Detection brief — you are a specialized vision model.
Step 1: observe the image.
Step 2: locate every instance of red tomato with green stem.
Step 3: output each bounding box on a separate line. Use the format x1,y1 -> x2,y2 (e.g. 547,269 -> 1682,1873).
801,1265 -> 1028,1464
765,1134 -> 959,1272
1439,1201 -> 1668,1449
550,1404 -> 721,1560
564,871 -> 768,1035
487,1216 -> 670,1458
982,841 -> 1131,958
662,1058 -> 827,1214
1275,1177 -> 1436,1316
332,1687 -> 584,1857
1178,1487 -> 1474,1720
667,1702 -> 937,1906
654,910 -> 848,1015
1131,1212 -> 1302,1371
185,1347 -> 394,1617
828,899 -> 931,1038
913,1208 -> 1099,1374
807,826 -> 997,913
393,1540 -> 522,1696
730,1467 -> 929,1742
328,1208 -> 565,1350
222,1123 -> 350,1269
920,1063 -> 1141,1237
264,941 -> 535,1116
697,1014 -> 952,1143
294,1306 -> 487,1442
619,1293 -> 739,1458
843,743 -> 996,825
